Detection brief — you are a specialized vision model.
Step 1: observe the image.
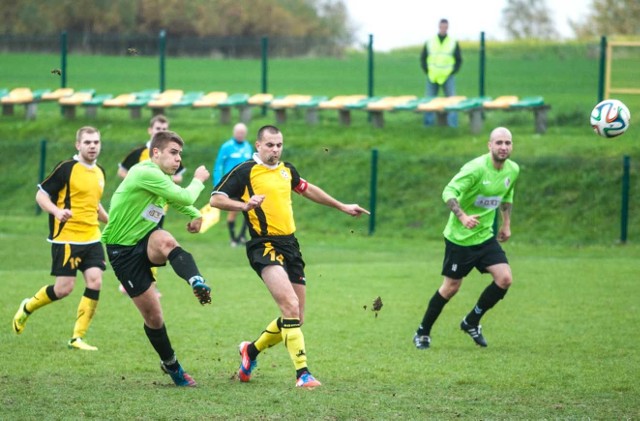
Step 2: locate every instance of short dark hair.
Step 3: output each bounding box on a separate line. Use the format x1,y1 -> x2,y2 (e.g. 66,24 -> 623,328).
150,130 -> 183,152
76,126 -> 100,142
257,125 -> 281,141
439,18 -> 448,24
149,114 -> 169,128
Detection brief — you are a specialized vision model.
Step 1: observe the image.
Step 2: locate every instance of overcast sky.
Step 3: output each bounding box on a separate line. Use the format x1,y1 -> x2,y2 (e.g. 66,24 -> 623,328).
345,0 -> 591,50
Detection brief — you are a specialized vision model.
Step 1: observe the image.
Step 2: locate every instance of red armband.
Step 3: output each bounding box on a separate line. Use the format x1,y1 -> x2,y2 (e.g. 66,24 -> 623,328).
294,178 -> 309,194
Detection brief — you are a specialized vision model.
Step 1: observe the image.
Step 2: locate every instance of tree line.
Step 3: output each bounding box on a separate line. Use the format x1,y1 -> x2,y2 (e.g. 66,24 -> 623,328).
0,0 -> 354,45
502,0 -> 640,40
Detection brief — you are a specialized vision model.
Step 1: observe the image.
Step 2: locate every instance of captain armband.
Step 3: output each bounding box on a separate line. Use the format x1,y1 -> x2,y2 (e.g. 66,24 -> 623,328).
293,178 -> 309,194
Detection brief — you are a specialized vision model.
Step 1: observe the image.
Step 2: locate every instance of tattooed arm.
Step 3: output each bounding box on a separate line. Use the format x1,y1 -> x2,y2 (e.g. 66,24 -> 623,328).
446,198 -> 479,229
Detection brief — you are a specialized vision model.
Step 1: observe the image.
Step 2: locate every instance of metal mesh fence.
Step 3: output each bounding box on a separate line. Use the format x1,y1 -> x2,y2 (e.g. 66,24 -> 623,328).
1,139 -> 636,245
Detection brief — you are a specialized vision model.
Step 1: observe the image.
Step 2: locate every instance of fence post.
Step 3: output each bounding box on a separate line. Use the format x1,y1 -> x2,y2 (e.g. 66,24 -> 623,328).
60,31 -> 67,88
36,139 -> 47,215
367,34 -> 374,98
598,36 -> 607,102
261,36 -> 268,116
479,31 -> 485,97
159,29 -> 166,92
620,155 -> 630,243
368,148 -> 378,235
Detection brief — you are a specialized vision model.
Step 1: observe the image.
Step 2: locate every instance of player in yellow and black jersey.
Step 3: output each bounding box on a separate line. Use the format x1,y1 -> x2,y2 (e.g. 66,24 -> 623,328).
210,125 -> 369,388
118,114 -> 185,185
12,126 -> 108,351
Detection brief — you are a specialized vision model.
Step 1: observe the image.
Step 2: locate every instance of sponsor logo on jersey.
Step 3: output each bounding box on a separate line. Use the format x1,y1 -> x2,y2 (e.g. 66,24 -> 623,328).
474,195 -> 502,209
141,204 -> 165,223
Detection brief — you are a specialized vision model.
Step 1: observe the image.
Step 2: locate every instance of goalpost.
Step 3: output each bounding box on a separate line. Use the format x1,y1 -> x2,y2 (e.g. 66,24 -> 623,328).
605,41 -> 640,99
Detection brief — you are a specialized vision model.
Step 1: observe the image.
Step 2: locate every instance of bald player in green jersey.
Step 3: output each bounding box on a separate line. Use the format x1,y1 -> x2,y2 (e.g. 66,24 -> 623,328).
102,130 -> 212,387
414,127 -> 519,349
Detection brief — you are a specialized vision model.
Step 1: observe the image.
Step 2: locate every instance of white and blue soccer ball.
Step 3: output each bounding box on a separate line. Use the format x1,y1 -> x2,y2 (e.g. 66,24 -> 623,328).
590,99 -> 631,138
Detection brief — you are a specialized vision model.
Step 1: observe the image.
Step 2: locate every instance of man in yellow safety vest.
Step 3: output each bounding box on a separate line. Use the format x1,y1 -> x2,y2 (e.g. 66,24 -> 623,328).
420,18 -> 463,127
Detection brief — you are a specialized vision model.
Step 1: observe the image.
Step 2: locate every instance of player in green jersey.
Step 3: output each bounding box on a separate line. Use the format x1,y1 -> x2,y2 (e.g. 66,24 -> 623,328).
102,130 -> 212,386
414,127 -> 519,349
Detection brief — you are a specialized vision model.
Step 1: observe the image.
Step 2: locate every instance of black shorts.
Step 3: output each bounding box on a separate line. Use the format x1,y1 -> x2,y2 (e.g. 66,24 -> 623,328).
441,237 -> 508,279
246,235 -> 306,285
51,242 -> 106,276
106,228 -> 164,297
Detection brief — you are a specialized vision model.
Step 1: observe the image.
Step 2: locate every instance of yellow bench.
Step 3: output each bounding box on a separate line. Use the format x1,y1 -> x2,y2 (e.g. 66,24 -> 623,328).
101,90 -> 160,119
482,95 -> 519,109
192,91 -> 228,108
366,95 -> 418,128
42,88 -> 74,101
1,87 -> 50,120
147,90 -> 184,114
59,91 -> 95,119
248,93 -> 274,106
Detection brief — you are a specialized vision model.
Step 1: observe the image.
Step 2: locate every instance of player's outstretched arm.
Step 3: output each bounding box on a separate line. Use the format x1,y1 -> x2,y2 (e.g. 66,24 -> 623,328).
301,183 -> 369,217
210,193 -> 265,212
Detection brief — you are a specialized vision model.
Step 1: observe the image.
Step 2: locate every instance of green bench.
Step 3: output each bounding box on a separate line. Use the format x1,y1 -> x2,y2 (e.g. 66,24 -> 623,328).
457,96 -> 550,134
269,95 -> 328,124
126,90 -> 160,119
1,88 -> 51,120
293,96 -> 330,124
59,89 -> 97,119
217,93 -> 251,124
337,96 -> 384,126
81,94 -> 114,118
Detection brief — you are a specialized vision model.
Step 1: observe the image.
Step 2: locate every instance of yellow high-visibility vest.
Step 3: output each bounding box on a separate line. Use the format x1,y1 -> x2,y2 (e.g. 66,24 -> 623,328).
426,35 -> 456,84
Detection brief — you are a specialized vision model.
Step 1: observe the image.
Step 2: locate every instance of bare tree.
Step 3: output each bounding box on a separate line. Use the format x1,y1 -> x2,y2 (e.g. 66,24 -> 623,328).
570,0 -> 640,39
501,0 -> 559,40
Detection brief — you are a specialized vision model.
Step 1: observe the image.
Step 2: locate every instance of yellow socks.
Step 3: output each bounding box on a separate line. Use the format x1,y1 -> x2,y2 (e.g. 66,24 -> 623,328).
254,317 -> 283,352
281,318 -> 307,371
72,288 -> 100,339
24,285 -> 55,313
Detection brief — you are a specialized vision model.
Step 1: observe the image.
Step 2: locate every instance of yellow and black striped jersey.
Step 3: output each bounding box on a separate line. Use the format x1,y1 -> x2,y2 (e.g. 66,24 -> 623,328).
38,158 -> 106,244
120,142 -> 185,176
212,158 -> 308,237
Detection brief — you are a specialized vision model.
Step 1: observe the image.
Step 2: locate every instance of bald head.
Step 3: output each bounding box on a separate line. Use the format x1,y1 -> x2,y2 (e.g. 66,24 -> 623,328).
488,127 -> 513,166
233,123 -> 248,142
489,127 -> 512,143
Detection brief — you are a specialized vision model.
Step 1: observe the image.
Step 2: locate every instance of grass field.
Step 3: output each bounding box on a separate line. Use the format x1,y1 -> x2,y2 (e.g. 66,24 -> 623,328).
1,42 -> 639,419
0,214 -> 638,419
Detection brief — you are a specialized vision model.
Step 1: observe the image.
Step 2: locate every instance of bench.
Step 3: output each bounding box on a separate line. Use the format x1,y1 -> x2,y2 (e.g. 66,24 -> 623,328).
217,93 -> 251,124
287,95 -> 330,124
365,95 -> 419,128
102,89 -> 159,119
41,88 -> 75,101
1,88 -> 50,119
313,95 -> 368,125
446,96 -> 550,134
59,89 -> 96,119
81,94 -> 114,118
192,92 -> 252,124
147,89 -> 186,115
269,95 -> 328,124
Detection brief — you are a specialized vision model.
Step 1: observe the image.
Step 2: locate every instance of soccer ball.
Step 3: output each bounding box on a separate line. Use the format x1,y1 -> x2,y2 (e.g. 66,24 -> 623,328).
590,99 -> 631,138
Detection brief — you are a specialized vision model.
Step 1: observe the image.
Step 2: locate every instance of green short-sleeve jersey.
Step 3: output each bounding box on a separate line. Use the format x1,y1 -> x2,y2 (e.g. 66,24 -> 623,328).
442,153 -> 519,246
102,160 -> 204,246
